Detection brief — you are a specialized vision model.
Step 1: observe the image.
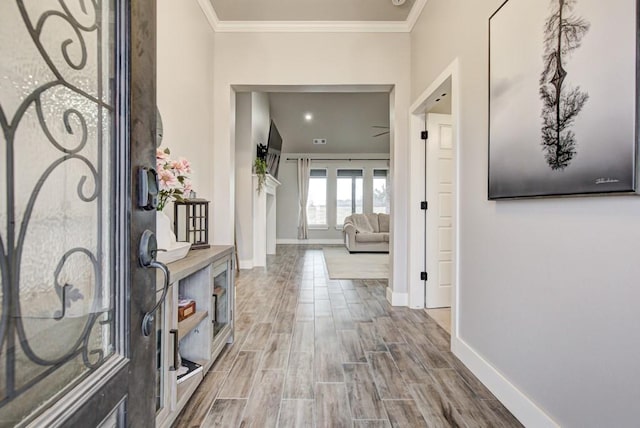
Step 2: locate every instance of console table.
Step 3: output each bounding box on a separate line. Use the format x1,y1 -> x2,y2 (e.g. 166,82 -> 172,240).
155,246 -> 234,428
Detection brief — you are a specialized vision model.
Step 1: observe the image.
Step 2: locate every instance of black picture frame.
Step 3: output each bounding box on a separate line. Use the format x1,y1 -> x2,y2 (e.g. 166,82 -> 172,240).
488,0 -> 640,199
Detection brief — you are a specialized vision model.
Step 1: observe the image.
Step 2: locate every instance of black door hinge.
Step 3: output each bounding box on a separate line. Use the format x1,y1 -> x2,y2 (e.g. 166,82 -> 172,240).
420,201 -> 428,210
420,272 -> 428,281
421,130 -> 428,140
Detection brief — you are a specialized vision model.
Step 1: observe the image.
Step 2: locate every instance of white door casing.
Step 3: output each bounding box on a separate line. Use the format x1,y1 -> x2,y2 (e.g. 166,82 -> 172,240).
426,113 -> 453,308
408,59 -> 460,314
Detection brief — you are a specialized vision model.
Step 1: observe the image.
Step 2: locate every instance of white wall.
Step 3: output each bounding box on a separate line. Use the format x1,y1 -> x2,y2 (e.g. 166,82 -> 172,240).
234,93 -> 252,265
411,1 -> 640,426
251,93 -> 270,148
212,32 -> 411,299
235,92 -> 271,267
276,155 -> 389,242
157,3 -> 640,424
157,0 -> 214,228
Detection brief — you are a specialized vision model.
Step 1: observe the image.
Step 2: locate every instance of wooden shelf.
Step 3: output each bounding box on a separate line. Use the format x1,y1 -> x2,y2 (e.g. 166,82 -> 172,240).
178,310 -> 208,338
195,358 -> 208,368
213,286 -> 226,297
176,370 -> 202,405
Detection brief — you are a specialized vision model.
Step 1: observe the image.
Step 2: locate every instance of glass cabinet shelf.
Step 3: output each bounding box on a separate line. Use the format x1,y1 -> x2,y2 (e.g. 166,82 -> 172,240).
178,310 -> 208,338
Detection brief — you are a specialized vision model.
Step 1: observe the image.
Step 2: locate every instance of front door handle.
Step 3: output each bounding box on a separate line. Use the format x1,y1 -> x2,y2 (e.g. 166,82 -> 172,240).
139,229 -> 171,336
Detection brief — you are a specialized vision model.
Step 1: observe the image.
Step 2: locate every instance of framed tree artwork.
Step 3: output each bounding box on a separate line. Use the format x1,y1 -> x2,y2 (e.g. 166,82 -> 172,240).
488,0 -> 639,199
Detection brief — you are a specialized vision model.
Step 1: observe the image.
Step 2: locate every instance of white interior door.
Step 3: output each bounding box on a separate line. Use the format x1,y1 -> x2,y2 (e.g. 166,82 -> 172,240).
425,113 -> 453,308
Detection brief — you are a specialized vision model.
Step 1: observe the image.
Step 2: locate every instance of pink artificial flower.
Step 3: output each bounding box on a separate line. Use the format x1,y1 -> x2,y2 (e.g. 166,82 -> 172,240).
179,158 -> 192,174
156,148 -> 169,161
158,169 -> 178,191
156,158 -> 168,172
171,158 -> 191,176
182,179 -> 193,198
154,147 -> 194,210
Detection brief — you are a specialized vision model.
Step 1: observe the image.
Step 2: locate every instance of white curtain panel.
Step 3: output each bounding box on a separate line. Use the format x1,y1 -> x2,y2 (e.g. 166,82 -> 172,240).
297,158 -> 311,239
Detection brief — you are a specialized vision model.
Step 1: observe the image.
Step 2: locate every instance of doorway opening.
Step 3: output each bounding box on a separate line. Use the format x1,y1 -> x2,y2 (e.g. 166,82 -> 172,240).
408,60 -> 459,338
231,85 -> 396,288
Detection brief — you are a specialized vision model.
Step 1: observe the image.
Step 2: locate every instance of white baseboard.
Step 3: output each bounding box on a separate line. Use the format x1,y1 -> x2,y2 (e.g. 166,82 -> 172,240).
452,337 -> 558,428
276,239 -> 343,245
238,259 -> 253,270
386,288 -> 408,306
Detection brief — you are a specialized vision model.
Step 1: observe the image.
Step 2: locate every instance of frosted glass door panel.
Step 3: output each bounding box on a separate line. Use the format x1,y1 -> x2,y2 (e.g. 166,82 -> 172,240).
0,1 -> 116,425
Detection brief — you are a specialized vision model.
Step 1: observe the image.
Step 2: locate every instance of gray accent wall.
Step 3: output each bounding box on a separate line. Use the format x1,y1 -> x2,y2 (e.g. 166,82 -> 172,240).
412,1 -> 640,426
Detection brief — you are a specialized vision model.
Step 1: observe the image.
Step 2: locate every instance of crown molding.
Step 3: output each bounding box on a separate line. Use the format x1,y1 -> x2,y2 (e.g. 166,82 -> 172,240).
214,20 -> 410,33
196,0 -> 430,33
407,0 -> 428,31
196,0 -> 220,32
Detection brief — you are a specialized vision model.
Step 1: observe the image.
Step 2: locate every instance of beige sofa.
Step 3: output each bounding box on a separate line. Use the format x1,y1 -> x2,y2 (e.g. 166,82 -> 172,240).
343,213 -> 390,253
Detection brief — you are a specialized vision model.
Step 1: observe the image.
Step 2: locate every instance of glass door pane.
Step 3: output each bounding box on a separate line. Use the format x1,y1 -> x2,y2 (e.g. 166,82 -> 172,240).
373,170 -> 389,214
336,177 -> 353,225
355,177 -> 364,214
306,171 -> 327,227
0,1 -> 116,424
337,170 -> 364,225
212,261 -> 229,338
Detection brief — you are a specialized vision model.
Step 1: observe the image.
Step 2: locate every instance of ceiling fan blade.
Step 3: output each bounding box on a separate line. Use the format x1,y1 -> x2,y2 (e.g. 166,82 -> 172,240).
372,131 -> 390,137
371,126 -> 390,129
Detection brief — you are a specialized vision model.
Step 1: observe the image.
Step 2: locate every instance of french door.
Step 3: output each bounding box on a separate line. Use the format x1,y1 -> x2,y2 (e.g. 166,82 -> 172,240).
0,1 -> 157,426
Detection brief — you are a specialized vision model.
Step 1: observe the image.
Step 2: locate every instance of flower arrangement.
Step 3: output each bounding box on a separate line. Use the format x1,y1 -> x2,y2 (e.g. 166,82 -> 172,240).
156,147 -> 193,211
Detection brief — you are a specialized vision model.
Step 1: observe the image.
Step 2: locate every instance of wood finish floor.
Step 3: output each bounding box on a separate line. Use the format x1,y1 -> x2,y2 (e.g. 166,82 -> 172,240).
175,246 -> 522,428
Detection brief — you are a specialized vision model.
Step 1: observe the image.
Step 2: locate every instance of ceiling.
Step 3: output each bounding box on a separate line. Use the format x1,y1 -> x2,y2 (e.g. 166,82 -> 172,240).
209,0 -> 417,22
268,92 -> 390,154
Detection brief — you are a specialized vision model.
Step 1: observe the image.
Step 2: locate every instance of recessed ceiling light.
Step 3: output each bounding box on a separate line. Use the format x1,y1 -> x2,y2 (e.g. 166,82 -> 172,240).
304,113 -> 313,121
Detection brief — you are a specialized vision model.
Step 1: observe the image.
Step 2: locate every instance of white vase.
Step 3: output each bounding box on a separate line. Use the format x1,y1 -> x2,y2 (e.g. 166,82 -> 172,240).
156,211 -> 191,264
156,211 -> 176,251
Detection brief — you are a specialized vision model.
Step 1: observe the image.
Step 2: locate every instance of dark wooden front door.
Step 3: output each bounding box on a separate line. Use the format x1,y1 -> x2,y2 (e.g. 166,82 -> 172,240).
0,1 -> 157,426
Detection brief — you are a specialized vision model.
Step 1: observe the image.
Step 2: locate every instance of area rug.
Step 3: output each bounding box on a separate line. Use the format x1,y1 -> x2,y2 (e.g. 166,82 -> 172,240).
322,247 -> 389,279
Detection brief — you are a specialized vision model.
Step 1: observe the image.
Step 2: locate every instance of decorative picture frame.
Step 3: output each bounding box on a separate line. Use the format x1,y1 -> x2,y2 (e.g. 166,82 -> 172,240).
488,0 -> 639,199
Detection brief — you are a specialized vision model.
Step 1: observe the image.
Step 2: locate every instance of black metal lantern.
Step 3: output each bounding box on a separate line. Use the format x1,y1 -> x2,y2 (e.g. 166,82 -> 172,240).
173,199 -> 210,249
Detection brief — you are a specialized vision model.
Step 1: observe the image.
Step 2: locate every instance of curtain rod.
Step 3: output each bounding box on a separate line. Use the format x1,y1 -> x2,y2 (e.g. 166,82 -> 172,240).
285,157 -> 389,161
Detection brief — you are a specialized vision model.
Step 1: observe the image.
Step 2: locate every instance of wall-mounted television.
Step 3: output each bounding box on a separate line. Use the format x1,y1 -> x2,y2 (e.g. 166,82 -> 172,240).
266,120 -> 282,178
